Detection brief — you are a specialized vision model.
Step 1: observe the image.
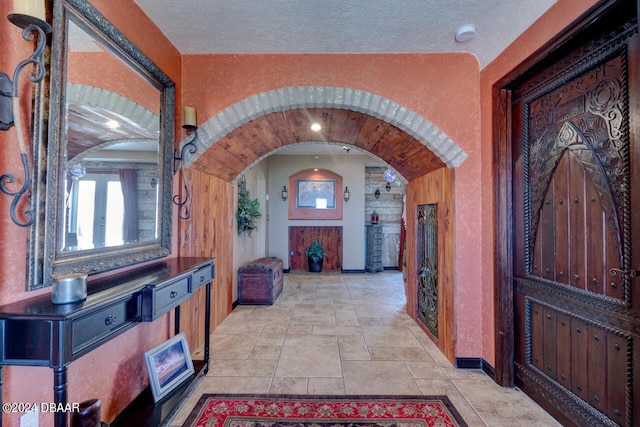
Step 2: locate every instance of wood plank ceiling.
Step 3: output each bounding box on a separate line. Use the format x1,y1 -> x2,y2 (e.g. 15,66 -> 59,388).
192,108 -> 446,182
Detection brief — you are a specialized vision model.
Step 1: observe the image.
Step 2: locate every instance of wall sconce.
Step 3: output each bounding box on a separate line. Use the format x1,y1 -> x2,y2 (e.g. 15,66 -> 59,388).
374,189 -> 381,199
343,186 -> 350,202
281,186 -> 288,201
173,106 -> 198,220
0,3 -> 51,227
173,106 -> 198,174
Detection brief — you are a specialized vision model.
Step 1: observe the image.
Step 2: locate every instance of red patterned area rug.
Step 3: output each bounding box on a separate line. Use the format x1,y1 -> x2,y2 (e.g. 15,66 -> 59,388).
183,394 -> 468,427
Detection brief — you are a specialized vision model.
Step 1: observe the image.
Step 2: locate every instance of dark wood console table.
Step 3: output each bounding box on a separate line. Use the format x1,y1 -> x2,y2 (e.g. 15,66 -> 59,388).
0,257 -> 214,427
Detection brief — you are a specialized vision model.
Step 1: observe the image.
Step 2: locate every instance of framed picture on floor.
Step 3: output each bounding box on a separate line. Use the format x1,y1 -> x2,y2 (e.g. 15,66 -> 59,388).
144,332 -> 194,402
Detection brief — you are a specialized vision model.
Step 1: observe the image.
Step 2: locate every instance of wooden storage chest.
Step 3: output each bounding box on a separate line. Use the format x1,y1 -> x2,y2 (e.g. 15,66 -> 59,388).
238,257 -> 283,305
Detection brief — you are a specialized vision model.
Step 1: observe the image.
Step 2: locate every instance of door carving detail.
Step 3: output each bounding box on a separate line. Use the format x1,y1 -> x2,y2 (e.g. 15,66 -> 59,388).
525,53 -> 630,304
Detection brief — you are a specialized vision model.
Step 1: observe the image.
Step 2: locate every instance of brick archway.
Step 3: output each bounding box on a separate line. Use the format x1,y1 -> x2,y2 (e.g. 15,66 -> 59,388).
183,86 -> 467,179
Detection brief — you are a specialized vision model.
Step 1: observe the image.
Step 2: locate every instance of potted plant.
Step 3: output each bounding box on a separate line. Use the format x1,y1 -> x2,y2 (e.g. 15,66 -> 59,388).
236,176 -> 262,236
304,240 -> 327,273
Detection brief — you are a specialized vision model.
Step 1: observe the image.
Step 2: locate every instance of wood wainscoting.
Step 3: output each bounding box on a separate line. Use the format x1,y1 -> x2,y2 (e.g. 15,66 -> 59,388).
288,226 -> 343,271
177,167 -> 234,355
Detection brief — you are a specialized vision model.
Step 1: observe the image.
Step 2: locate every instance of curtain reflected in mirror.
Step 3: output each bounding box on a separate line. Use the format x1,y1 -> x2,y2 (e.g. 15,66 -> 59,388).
61,19 -> 161,253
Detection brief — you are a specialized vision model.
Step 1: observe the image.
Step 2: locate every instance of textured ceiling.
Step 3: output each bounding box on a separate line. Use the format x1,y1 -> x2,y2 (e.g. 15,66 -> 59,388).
133,0 -> 557,68
127,0 -> 558,181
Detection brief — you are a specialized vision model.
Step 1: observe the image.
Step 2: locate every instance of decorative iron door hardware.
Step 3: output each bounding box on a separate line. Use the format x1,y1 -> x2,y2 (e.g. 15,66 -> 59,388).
609,268 -> 640,279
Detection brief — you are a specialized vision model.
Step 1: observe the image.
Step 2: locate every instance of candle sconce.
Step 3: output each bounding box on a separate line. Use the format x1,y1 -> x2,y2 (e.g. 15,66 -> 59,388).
343,186 -> 350,202
173,106 -> 198,220
281,186 -> 288,201
0,11 -> 51,227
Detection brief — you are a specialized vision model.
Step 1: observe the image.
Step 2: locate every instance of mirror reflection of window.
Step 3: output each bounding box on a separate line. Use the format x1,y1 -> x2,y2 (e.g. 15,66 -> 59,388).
316,199 -> 327,209
67,173 -> 124,250
62,18 -> 161,253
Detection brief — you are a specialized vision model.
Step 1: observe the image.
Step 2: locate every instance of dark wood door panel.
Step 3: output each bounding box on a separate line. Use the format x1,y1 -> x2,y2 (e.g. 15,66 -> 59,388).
519,298 -> 633,425
288,226 -> 343,271
505,2 -> 640,425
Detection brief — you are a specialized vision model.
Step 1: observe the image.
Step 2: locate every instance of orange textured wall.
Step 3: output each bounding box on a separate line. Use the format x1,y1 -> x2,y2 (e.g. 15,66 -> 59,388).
182,53 -> 484,357
479,0 -> 600,365
0,0 -> 181,425
68,51 -> 159,113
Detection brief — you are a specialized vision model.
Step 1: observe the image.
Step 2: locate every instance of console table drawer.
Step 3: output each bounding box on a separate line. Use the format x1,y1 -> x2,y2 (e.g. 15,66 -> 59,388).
191,264 -> 214,292
73,295 -> 141,355
142,276 -> 191,321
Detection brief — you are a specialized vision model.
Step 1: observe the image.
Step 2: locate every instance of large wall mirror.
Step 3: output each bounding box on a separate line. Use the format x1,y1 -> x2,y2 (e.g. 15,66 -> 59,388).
28,0 -> 174,290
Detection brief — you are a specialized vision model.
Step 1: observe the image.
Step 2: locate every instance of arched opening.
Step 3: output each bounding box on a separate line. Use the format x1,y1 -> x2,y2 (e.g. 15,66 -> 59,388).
179,86 -> 465,364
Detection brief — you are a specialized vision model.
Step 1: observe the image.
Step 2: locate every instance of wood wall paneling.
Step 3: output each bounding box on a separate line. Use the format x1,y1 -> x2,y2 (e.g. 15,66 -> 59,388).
177,168 -> 234,353
405,167 -> 455,364
365,166 -> 404,268
288,226 -> 343,271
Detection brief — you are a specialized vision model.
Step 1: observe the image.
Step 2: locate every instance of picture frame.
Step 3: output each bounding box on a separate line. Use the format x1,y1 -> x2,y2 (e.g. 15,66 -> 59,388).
296,179 -> 336,209
144,332 -> 195,402
288,169 -> 343,220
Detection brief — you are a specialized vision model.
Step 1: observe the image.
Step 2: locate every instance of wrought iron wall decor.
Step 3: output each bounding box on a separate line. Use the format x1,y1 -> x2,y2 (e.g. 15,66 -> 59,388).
417,203 -> 438,337
173,106 -> 198,220
0,10 -> 51,227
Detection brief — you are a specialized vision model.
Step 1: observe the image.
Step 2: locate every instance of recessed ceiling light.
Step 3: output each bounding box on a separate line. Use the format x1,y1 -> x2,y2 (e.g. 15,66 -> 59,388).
455,24 -> 476,43
310,123 -> 321,132
105,119 -> 120,128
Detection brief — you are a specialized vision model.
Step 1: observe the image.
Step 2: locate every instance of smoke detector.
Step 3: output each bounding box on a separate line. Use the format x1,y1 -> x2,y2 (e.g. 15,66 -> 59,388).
455,24 -> 477,43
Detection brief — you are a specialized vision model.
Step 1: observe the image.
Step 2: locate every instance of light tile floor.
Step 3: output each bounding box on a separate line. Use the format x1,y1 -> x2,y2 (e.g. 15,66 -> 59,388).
168,271 -> 560,426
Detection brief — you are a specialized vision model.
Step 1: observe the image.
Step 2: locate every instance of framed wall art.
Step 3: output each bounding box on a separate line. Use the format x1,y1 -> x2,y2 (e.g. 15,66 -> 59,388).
288,168 -> 343,220
296,179 -> 336,209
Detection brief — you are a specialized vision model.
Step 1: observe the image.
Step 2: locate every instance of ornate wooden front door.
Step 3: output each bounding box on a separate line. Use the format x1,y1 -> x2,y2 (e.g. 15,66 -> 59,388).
508,2 -> 640,425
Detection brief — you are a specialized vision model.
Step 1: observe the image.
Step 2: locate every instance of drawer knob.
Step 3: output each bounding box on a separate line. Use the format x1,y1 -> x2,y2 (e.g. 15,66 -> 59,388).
200,275 -> 205,283
170,290 -> 178,299
104,315 -> 117,326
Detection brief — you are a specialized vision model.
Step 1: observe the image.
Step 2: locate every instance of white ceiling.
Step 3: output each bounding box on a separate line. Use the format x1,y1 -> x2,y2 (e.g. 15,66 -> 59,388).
133,0 -> 557,69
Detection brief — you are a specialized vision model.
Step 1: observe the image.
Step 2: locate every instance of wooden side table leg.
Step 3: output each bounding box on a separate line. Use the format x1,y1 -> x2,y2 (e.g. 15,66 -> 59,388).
204,282 -> 211,373
0,366 -> 3,427
53,366 -> 68,427
174,306 -> 181,336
